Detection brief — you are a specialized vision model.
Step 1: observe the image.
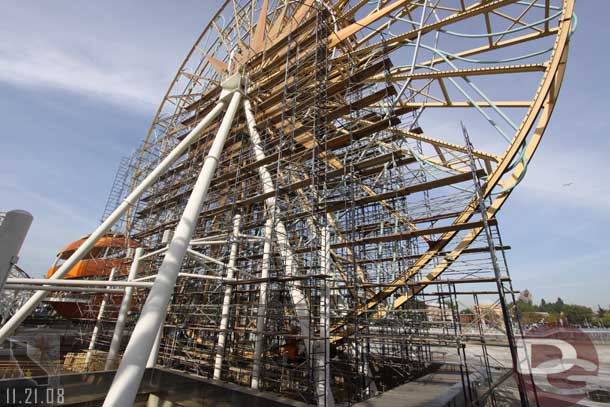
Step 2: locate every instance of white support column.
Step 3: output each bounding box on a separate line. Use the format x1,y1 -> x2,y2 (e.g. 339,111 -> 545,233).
86,267 -> 118,367
213,214 -> 241,380
146,325 -> 163,368
317,227 -> 334,407
0,100 -> 227,343
103,81 -> 242,407
0,210 -> 33,291
106,248 -> 143,370
251,216 -> 273,389
243,99 -> 311,342
245,98 -> 335,404
246,97 -> 335,405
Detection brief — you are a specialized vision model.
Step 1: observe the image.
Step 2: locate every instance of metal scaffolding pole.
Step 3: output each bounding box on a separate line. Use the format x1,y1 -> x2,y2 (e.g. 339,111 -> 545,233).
318,227 -> 334,407
2,285 -> 122,294
106,247 -> 143,370
251,216 -> 272,389
462,123 -> 529,406
0,99 -> 227,343
213,214 -> 241,380
6,278 -> 152,288
86,267 -> 118,367
103,80 -> 242,407
146,325 -> 163,369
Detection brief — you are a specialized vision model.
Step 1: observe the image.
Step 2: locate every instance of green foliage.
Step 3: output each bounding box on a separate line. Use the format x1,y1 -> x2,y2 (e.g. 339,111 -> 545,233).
562,304 -> 594,325
598,314 -> 610,327
593,307 -> 610,327
516,300 -> 537,313
515,298 -> 596,326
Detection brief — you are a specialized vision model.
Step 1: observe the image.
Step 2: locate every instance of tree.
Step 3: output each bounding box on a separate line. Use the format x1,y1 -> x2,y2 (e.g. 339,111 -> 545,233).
562,305 -> 594,325
540,298 -> 547,308
597,306 -> 607,318
540,298 -> 565,314
516,300 -> 537,314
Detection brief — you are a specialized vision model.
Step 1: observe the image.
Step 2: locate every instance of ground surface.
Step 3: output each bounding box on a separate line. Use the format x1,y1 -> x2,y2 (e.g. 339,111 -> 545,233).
460,342 -> 610,406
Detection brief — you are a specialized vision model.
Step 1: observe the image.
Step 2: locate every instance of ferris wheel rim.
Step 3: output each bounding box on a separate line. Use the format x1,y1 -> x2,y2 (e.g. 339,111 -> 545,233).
130,0 -> 575,315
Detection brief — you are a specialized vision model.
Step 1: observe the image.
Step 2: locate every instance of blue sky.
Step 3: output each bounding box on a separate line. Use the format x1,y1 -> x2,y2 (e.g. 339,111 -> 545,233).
0,0 -> 607,308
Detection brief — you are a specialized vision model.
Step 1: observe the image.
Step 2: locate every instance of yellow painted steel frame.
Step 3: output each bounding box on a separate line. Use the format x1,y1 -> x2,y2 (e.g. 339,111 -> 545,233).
332,0 -> 575,332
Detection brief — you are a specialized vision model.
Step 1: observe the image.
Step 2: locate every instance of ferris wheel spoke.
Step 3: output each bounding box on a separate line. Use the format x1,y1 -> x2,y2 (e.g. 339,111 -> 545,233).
250,0 -> 269,52
390,128 -> 500,162
395,100 -> 533,109
266,0 -> 288,40
400,28 -> 559,73
334,0 -> 522,59
210,20 -> 233,56
383,63 -> 547,82
337,0 -> 375,21
266,0 -> 316,47
329,0 -> 414,47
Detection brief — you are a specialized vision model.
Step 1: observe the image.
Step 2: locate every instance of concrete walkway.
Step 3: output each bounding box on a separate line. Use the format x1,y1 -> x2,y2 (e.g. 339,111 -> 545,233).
354,369 -> 467,407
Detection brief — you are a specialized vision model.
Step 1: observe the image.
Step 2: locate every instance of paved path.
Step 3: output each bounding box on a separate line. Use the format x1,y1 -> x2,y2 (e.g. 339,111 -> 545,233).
354,369 -> 466,407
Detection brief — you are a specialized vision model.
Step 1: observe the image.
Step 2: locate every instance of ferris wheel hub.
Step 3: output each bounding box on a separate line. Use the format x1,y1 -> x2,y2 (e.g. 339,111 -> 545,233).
220,73 -> 243,101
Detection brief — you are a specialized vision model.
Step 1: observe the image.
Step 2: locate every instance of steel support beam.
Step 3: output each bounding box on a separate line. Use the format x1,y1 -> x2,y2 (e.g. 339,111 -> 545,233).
243,98 -> 311,345
0,97 -> 227,343
317,227 -> 334,407
103,78 -> 242,407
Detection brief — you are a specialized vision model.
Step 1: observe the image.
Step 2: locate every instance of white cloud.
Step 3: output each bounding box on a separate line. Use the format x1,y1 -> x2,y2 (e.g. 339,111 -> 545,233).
0,42 -> 163,111
1,181 -> 94,233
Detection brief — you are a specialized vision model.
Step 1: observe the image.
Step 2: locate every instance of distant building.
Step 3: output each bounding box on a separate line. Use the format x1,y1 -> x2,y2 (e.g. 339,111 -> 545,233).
425,302 -> 452,322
